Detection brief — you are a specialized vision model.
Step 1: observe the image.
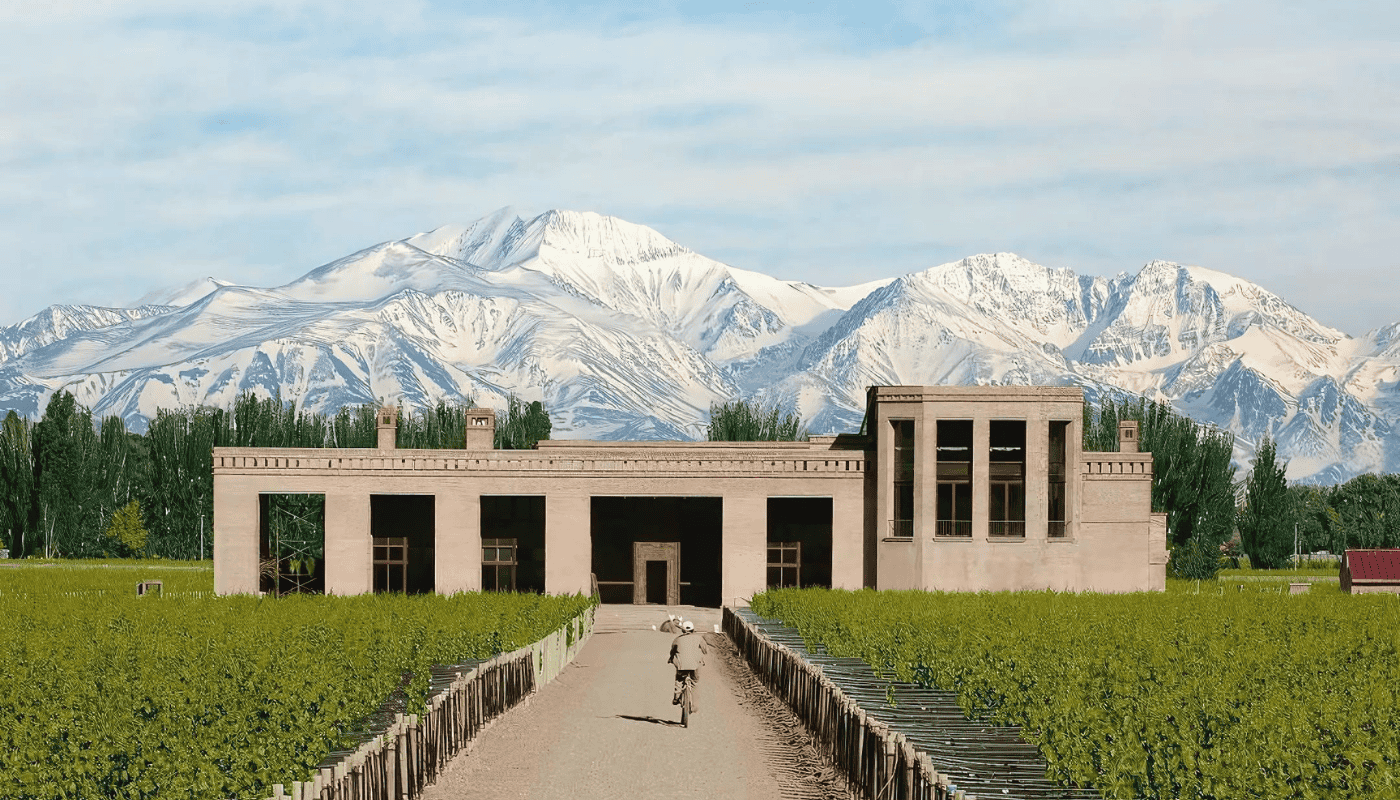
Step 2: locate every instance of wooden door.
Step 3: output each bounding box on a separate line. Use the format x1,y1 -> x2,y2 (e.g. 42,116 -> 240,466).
632,541 -> 681,605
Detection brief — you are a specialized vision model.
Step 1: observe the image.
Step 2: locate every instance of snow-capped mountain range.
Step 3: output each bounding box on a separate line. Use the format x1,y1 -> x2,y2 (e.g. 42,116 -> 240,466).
2,208 -> 1396,483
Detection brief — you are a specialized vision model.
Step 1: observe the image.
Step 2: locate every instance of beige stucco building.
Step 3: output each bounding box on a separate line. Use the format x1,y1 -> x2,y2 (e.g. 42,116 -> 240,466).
214,386 -> 1167,603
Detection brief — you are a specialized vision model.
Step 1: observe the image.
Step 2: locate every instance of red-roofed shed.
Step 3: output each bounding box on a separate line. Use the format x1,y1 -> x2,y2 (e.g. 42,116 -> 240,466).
1340,549 -> 1400,594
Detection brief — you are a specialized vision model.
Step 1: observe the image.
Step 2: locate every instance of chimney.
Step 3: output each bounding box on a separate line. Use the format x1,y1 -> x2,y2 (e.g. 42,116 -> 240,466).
465,408 -> 496,450
376,406 -> 398,450
1118,420 -> 1139,453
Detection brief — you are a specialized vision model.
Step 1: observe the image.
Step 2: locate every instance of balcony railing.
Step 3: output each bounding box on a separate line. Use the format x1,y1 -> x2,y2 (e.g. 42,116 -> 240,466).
989,520 -> 1025,538
934,520 -> 972,537
1048,520 -> 1068,538
889,519 -> 913,538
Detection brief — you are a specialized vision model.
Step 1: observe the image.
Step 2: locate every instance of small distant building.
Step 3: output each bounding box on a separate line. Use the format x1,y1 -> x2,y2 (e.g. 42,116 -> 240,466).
213,385 -> 1167,603
1340,549 -> 1400,595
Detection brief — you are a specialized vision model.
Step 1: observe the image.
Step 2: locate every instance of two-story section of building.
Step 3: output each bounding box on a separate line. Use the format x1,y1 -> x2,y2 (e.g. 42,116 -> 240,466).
213,385 -> 1167,602
866,386 -> 1166,594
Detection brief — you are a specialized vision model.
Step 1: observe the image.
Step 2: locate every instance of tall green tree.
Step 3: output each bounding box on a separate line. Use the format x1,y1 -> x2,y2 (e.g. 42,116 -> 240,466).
1288,484 -> 1341,554
399,400 -> 473,449
146,406 -> 222,559
494,396 -> 552,450
1084,396 -> 1237,549
707,399 -> 806,442
1328,473 -> 1400,549
0,410 -> 36,556
32,391 -> 107,557
329,403 -> 379,448
1239,436 -> 1294,568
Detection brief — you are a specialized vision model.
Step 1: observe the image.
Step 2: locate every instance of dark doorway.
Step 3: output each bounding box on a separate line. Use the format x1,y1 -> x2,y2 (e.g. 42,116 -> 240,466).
645,561 -> 668,604
767,498 -> 833,589
259,494 -> 326,596
480,496 -> 546,593
590,497 -> 722,607
371,495 -> 435,594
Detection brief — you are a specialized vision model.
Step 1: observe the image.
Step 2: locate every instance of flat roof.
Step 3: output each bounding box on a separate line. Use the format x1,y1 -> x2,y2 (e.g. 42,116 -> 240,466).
869,385 -> 1084,400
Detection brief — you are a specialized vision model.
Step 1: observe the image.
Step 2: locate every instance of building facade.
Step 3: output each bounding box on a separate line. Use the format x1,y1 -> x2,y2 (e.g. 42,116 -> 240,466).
213,386 -> 1167,603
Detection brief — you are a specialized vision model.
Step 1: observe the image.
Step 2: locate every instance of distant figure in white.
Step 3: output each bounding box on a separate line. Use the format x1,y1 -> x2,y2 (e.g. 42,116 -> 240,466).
668,620 -> 707,714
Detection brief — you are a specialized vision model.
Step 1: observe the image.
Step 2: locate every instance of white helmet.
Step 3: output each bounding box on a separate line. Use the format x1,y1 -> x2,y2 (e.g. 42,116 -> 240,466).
681,620 -> 694,632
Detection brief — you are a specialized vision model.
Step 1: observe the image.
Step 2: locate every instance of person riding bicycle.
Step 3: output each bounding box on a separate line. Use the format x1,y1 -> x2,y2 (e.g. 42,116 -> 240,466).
668,620 -> 707,710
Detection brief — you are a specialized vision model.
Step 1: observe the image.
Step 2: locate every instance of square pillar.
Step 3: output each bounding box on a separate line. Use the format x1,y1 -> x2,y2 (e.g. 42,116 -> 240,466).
545,494 -> 591,596
875,409 -> 895,540
435,492 -> 480,594
325,492 -> 372,595
831,487 -> 865,590
1026,414 -> 1049,540
722,494 -> 766,606
213,477 -> 260,595
972,417 -> 990,541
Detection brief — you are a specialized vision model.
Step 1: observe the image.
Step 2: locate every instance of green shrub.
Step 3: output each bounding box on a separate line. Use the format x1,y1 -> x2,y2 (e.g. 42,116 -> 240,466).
1168,535 -> 1221,580
103,500 -> 148,557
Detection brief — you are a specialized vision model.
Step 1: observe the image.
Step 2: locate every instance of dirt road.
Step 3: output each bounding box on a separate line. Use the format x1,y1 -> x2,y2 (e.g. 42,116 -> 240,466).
420,605 -> 850,800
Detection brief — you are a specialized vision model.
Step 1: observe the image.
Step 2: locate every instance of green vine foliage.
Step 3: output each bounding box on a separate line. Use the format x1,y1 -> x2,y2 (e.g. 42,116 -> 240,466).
754,587 -> 1400,800
0,565 -> 592,800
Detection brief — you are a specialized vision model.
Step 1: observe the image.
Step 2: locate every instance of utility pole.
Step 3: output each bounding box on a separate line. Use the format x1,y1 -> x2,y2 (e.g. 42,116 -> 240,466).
199,515 -> 204,561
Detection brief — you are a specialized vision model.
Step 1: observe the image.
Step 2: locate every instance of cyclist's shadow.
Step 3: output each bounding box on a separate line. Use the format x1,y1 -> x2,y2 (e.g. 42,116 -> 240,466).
616,714 -> 684,727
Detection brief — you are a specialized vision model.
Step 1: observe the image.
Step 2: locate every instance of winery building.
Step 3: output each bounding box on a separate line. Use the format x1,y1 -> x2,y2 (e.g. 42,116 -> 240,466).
213,386 -> 1167,603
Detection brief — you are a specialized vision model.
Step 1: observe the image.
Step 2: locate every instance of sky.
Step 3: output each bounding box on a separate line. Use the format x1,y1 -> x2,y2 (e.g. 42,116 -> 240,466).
2,1 -> 1397,335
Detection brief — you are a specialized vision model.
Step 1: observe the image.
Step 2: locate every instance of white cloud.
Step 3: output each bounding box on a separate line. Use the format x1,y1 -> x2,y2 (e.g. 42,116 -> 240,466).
0,1 -> 1396,333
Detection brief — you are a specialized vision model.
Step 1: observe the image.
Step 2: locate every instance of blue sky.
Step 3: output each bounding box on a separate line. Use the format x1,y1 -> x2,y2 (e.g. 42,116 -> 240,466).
2,1 -> 1396,334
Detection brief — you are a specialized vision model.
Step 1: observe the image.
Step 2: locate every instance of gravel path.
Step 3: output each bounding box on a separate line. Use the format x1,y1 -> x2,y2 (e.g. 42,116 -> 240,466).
421,606 -> 851,800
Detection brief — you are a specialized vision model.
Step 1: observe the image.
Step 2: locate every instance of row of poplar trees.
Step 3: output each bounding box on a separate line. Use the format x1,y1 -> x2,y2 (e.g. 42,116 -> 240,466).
0,391 -> 551,560
1085,396 -> 1400,575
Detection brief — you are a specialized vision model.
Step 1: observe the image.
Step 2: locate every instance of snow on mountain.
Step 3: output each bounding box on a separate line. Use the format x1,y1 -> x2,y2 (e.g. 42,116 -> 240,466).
1,208 -> 1396,483
0,304 -> 177,366
131,277 -> 234,309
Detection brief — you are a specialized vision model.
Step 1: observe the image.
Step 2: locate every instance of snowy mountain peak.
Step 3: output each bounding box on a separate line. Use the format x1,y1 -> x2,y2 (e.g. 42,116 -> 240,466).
532,209 -> 691,265
405,206 -> 530,268
3,211 -> 1399,485
406,208 -> 691,272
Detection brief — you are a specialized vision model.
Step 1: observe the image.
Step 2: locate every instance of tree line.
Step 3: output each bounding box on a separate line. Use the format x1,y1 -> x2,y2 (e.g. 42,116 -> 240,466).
1085,395 -> 1400,575
0,391 -> 551,560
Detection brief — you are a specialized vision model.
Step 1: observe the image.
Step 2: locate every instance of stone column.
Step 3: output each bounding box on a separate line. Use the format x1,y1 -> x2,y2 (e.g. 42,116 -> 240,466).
722,493 -> 766,606
435,490 -> 480,594
972,417 -> 990,541
325,491 -> 372,595
831,485 -> 865,590
546,494 -> 591,596
1025,414 -> 1049,540
213,475 -> 261,595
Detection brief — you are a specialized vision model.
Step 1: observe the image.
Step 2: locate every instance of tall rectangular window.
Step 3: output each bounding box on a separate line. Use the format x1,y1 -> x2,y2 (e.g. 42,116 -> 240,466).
989,421 -> 1025,537
482,538 -> 518,591
373,537 -> 408,593
891,420 -> 915,537
936,420 -> 973,536
767,542 -> 801,588
1049,421 -> 1069,538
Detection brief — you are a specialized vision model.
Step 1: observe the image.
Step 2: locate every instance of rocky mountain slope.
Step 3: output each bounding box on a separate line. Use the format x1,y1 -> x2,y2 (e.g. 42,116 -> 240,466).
1,208 -> 1395,483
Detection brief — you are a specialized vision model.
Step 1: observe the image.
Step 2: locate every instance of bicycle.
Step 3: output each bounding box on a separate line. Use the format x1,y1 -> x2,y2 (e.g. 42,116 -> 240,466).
677,670 -> 697,727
